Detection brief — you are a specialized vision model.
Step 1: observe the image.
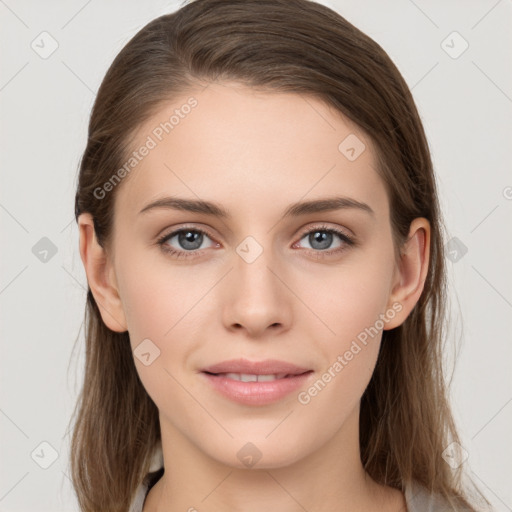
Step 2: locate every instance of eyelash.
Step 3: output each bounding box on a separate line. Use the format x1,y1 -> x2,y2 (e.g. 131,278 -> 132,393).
156,224 -> 355,260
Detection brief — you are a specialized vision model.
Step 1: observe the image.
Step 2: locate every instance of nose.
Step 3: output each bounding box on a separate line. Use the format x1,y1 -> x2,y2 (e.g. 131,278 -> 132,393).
221,241 -> 293,338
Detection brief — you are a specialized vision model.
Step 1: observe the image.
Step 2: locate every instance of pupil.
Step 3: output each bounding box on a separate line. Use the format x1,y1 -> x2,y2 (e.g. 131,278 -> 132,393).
310,231 -> 332,250
179,231 -> 202,250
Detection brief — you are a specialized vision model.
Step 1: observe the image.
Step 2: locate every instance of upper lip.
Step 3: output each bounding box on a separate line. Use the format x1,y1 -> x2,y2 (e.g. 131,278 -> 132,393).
201,358 -> 312,376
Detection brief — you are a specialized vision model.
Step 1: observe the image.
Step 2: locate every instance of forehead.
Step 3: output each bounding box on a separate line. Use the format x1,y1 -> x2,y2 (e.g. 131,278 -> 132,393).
115,82 -> 387,221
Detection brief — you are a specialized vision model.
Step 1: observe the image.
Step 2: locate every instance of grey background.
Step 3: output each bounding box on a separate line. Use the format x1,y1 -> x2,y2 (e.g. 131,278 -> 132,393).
1,0 -> 511,510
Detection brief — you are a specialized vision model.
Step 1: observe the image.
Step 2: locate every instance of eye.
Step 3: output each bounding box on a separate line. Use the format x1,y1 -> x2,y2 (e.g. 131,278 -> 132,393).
156,224 -> 355,260
294,224 -> 355,257
156,227 -> 218,259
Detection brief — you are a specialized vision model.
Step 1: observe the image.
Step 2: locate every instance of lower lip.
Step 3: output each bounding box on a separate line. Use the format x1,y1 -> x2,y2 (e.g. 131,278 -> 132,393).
200,371 -> 314,406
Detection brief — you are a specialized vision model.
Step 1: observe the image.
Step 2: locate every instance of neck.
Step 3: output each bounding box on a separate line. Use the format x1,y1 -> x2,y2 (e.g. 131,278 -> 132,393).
144,406 -> 405,512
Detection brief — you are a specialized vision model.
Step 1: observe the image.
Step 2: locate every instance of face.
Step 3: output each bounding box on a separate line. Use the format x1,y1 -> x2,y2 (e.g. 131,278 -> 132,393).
107,82 -> 402,469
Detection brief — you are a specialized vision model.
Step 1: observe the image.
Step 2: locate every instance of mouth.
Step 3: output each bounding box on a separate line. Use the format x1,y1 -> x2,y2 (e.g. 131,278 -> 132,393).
202,371 -> 313,382
199,359 -> 314,405
200,357 -> 312,376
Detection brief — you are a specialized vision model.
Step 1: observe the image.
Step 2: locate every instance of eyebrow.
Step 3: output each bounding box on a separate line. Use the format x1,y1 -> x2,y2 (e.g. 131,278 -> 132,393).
138,195 -> 375,218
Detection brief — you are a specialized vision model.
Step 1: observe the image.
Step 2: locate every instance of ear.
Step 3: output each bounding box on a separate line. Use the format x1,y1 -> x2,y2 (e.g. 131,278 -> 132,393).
78,213 -> 127,333
384,217 -> 431,330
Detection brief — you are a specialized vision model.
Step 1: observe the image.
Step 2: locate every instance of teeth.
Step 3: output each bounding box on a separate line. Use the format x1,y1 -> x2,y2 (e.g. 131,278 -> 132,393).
223,373 -> 288,382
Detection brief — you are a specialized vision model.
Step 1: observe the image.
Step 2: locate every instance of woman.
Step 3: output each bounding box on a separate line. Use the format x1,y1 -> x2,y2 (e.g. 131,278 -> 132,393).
70,0 -> 490,510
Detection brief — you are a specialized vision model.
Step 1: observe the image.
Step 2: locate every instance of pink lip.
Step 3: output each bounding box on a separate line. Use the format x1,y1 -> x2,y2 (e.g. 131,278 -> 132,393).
201,358 -> 311,376
199,358 -> 314,406
200,371 -> 314,406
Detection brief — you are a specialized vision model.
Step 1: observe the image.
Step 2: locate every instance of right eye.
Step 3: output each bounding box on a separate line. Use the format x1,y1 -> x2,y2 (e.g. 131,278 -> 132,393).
156,227 -> 219,259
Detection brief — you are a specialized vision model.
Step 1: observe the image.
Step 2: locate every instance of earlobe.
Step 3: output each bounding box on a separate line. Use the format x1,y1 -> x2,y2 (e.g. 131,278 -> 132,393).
384,217 -> 431,330
78,213 -> 128,333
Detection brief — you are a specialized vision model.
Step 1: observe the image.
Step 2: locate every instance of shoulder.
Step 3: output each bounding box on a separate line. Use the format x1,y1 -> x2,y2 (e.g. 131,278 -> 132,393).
129,442 -> 165,512
129,468 -> 164,512
404,480 -> 469,512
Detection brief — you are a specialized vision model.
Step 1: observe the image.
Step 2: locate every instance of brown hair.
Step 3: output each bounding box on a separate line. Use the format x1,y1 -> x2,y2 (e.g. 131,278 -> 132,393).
69,0 -> 491,510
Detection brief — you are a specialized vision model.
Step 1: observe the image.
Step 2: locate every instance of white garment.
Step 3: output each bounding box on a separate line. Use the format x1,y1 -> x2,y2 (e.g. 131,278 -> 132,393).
129,441 -> 164,512
129,442 -> 457,512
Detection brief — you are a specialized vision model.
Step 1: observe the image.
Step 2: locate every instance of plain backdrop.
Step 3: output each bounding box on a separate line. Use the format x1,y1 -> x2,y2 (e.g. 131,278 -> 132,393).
1,0 -> 511,510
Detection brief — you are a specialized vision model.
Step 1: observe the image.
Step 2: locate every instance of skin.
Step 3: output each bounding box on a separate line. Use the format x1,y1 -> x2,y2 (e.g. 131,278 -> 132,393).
78,81 -> 430,512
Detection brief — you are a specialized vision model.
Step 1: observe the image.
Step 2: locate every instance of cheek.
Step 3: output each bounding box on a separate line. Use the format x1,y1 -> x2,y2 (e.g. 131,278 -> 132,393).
302,246 -> 395,344
114,251 -> 201,405
115,248 -> 214,394
295,235 -> 396,397
294,264 -> 392,423
115,246 -> 199,340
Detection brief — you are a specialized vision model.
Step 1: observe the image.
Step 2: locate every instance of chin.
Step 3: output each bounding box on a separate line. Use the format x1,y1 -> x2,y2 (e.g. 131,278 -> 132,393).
203,437 -> 313,471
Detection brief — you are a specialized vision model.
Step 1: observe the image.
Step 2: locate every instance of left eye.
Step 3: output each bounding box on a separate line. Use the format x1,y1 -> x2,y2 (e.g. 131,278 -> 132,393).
296,228 -> 353,252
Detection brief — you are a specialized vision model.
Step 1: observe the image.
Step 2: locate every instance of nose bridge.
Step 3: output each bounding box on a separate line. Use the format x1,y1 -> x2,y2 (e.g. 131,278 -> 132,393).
223,232 -> 291,334
234,233 -> 280,298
